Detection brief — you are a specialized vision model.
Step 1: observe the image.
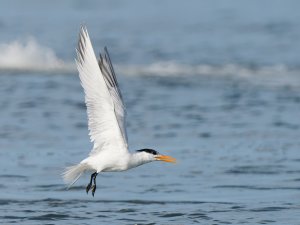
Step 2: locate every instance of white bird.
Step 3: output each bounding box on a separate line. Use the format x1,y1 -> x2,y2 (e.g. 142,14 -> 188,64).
62,26 -> 176,196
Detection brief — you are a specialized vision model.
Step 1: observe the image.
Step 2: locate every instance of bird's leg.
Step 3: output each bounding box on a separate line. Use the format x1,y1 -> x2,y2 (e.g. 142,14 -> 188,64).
91,173 -> 98,197
86,172 -> 97,194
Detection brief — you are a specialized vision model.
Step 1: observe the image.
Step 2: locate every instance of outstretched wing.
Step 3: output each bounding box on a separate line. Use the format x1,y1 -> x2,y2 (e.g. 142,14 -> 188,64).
98,47 -> 128,144
76,26 -> 128,155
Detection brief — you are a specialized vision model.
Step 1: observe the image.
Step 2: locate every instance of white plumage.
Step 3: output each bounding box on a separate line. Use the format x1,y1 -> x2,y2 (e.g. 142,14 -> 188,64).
62,26 -> 176,196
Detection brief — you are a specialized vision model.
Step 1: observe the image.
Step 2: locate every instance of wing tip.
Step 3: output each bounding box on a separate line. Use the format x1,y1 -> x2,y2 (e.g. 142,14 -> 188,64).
98,46 -> 109,62
104,46 -> 108,53
80,24 -> 88,34
76,24 -> 90,64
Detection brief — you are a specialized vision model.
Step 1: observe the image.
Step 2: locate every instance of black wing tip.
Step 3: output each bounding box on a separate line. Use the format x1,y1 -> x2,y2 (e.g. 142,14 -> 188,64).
102,47 -> 109,61
77,38 -> 85,64
76,25 -> 89,64
98,47 -> 108,63
80,24 -> 87,33
78,25 -> 87,43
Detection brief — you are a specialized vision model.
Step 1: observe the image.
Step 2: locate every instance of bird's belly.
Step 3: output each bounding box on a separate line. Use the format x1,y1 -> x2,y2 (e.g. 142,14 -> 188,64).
99,155 -> 129,172
87,150 -> 130,172
101,162 -> 128,172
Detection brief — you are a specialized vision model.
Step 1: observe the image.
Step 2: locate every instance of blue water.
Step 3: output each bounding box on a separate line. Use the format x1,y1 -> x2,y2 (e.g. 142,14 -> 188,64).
0,1 -> 300,224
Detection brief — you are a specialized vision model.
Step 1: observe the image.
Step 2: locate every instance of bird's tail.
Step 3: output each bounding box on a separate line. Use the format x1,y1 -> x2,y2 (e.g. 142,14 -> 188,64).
62,163 -> 87,188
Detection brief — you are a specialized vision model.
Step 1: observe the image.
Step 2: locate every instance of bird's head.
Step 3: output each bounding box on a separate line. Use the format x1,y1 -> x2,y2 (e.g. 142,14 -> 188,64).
136,148 -> 176,163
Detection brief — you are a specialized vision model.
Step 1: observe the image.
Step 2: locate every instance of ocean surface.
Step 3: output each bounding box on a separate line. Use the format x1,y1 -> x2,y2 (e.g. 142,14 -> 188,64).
1,0 -> 300,224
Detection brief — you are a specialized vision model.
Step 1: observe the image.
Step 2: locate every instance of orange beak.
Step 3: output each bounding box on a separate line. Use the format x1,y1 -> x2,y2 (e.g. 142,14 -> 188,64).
155,155 -> 177,163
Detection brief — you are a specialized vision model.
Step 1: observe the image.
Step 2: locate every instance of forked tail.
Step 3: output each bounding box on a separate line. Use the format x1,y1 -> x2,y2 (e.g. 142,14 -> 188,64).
62,163 -> 87,188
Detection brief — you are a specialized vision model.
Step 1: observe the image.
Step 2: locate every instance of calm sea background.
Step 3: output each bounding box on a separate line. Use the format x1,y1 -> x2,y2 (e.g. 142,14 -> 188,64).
1,0 -> 300,224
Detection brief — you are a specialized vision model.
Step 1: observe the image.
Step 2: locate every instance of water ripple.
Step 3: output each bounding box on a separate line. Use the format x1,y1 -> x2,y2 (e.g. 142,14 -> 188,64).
28,213 -> 70,221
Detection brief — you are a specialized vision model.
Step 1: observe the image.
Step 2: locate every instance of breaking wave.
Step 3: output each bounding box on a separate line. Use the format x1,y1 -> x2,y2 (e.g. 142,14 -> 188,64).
0,38 -> 299,87
120,62 -> 295,77
120,63 -> 300,88
0,38 -> 74,72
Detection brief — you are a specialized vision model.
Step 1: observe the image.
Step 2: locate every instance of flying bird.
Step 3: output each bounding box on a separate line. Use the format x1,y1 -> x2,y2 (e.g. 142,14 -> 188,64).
62,26 -> 176,196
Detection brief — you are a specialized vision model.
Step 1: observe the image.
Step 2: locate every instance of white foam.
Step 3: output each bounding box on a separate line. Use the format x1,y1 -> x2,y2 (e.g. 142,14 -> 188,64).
119,62 -> 300,88
0,38 -> 299,88
120,62 -> 291,77
0,38 -> 74,72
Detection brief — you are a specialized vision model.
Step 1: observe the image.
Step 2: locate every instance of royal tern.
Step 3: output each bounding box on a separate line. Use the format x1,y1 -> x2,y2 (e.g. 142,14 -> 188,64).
62,26 -> 176,196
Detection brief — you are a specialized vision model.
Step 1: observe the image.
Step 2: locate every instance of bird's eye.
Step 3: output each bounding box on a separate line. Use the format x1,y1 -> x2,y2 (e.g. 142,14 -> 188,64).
151,150 -> 158,155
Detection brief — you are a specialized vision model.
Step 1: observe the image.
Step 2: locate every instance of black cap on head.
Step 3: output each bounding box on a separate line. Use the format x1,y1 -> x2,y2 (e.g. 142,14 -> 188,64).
136,148 -> 159,155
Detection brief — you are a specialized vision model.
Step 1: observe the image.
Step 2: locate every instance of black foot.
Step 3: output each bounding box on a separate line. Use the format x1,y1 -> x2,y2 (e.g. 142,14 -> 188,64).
86,182 -> 92,194
86,172 -> 97,194
86,172 -> 98,196
91,184 -> 97,197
